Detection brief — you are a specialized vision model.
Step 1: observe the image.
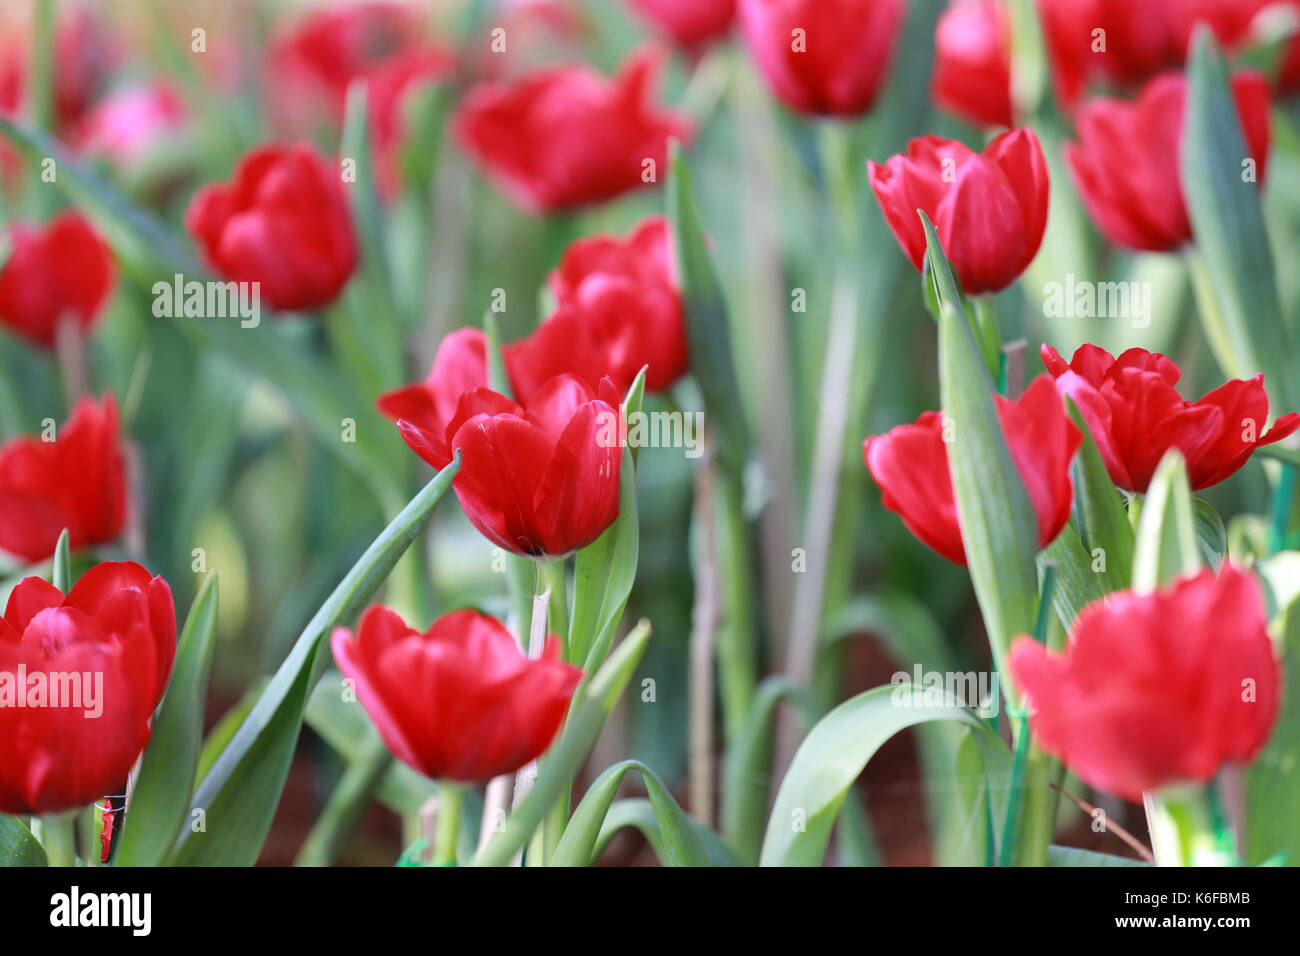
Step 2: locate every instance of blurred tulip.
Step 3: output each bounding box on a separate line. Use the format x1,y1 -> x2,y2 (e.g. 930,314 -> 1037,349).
453,48 -> 690,212
0,211 -> 115,349
185,143 -> 358,312
389,373 -> 623,556
1011,566 -> 1279,803
863,376 -> 1081,565
932,0 -> 1014,128
0,395 -> 127,564
868,128 -> 1049,294
737,0 -> 905,116
506,217 -> 687,398
331,607 -> 582,782
0,561 -> 176,815
1066,71 -> 1271,253
366,47 -> 455,196
628,0 -> 737,51
1042,343 -> 1300,493
74,83 -> 187,167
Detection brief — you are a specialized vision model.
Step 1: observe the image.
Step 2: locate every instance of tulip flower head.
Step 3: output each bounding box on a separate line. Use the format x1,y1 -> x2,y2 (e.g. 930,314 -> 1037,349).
453,49 -> 690,213
628,0 -> 737,51
331,607 -> 582,782
0,562 -> 176,815
868,128 -> 1050,294
932,0 -> 1014,129
0,394 -> 128,564
0,211 -> 116,349
1042,343 -> 1300,493
1011,566 -> 1280,803
185,143 -> 359,312
863,376 -> 1081,565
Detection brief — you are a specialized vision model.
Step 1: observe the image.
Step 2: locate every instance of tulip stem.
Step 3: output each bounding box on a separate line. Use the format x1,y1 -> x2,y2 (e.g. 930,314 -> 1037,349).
541,559 -> 569,653
433,782 -> 464,866
39,814 -> 77,867
1148,784 -> 1235,867
971,296 -> 1002,383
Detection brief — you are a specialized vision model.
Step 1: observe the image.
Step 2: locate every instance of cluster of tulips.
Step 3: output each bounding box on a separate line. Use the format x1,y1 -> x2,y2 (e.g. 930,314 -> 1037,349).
0,0 -> 1298,871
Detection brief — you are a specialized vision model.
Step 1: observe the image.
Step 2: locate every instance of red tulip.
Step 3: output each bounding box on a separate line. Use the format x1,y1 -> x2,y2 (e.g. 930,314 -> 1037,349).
0,395 -> 128,564
506,217 -> 687,398
75,83 -> 188,167
377,327 -> 489,470
388,373 -> 623,557
453,49 -> 690,213
868,128 -> 1049,294
1011,566 -> 1279,803
1066,71 -> 1270,253
185,143 -> 358,312
932,0 -> 1014,129
0,561 -> 176,815
1042,343 -> 1300,493
628,0 -> 737,51
737,0 -> 905,116
331,607 -> 582,782
0,211 -> 115,348
863,376 -> 1081,565
366,47 -> 455,197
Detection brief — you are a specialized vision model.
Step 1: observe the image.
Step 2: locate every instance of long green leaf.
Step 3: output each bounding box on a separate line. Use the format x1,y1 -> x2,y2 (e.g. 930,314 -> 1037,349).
1047,845 -> 1149,867
0,815 -> 47,867
116,574 -> 221,866
759,684 -> 1009,866
1244,592 -> 1300,864
550,760 -> 709,866
1066,399 -> 1133,593
169,461 -> 459,865
590,799 -> 738,866
1132,451 -> 1200,592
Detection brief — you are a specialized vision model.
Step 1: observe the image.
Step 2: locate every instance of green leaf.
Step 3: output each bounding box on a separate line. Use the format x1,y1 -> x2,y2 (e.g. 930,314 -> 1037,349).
667,140 -> 749,476
923,213 -> 1040,682
1047,845 -> 1149,867
759,684 -> 1009,866
1039,522 -> 1106,629
1182,29 -> 1295,410
169,461 -> 459,865
50,529 -> 71,592
1192,497 -> 1228,568
1066,398 -> 1133,592
590,799 -> 739,867
1132,451 -> 1200,592
116,575 -> 220,866
550,760 -> 710,866
569,369 -> 644,669
0,815 -> 47,867
473,620 -> 653,867
1244,592 -> 1300,864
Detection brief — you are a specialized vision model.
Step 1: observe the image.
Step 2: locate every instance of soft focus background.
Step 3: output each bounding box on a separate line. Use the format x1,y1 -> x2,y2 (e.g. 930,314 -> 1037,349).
1,0 -> 1298,865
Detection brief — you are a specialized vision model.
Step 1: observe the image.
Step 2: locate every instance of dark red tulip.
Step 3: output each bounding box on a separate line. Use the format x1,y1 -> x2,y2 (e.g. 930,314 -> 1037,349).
506,217 -> 687,398
453,49 -> 690,213
0,395 -> 127,564
737,0 -> 905,116
932,0 -> 1014,128
863,376 -> 1081,565
1066,71 -> 1271,252
1011,566 -> 1279,803
868,128 -> 1049,294
388,373 -> 623,557
628,0 -> 736,51
331,607 -> 582,782
377,327 -> 489,470
185,143 -> 358,312
0,561 -> 176,815
0,211 -> 115,348
1042,343 -> 1300,493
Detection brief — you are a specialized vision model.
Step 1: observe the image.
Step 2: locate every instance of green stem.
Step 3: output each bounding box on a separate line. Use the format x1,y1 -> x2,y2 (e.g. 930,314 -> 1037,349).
433,782 -> 464,866
971,296 -> 1003,383
715,469 -> 756,738
295,737 -> 393,867
541,559 -> 570,654
40,814 -> 77,867
1270,464 -> 1296,554
1147,785 -> 1234,867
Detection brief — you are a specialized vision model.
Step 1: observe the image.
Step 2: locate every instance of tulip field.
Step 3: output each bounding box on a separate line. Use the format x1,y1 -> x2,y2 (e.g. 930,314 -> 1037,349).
1,0 -> 1300,898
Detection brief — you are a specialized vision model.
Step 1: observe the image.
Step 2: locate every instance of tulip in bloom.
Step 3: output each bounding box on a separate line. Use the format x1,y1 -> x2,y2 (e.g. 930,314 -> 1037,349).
932,0 -> 1014,128
453,49 -> 690,213
331,607 -> 582,782
0,395 -> 127,565
385,373 -> 622,557
0,562 -> 176,814
506,217 -> 687,398
868,128 -> 1049,294
1042,343 -> 1300,493
628,0 -> 736,51
0,211 -> 115,348
1011,566 -> 1279,803
186,143 -> 359,312
737,0 -> 905,116
863,376 -> 1081,565
1066,71 -> 1271,252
